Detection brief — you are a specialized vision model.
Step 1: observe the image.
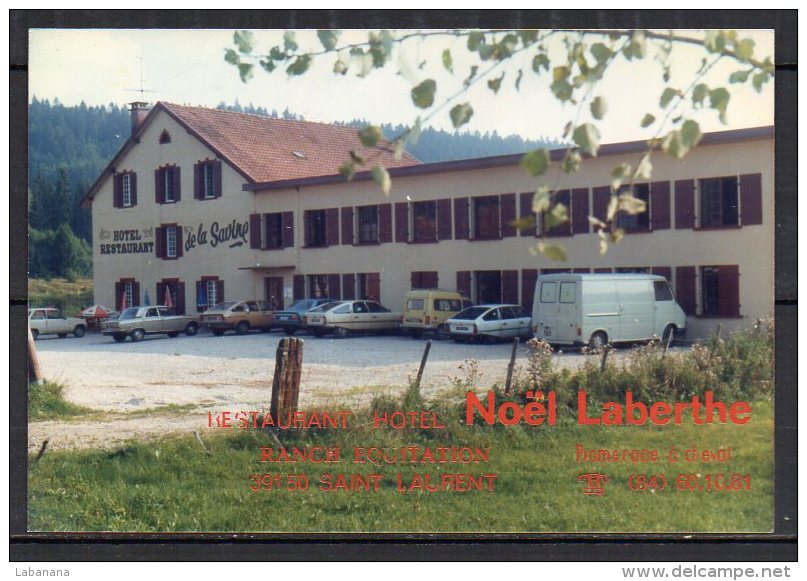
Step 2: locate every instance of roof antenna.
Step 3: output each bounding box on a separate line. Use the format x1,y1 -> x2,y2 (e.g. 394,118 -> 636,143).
124,56 -> 158,102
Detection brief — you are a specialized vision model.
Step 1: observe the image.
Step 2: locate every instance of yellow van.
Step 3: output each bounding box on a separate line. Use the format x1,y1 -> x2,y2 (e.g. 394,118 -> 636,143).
401,290 -> 472,339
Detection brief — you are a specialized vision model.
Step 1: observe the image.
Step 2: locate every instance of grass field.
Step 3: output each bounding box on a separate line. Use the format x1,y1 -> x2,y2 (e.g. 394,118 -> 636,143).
27,399 -> 774,533
28,277 -> 94,317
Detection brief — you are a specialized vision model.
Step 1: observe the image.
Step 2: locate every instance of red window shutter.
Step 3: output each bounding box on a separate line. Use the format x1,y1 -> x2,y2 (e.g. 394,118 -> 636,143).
293,275 -> 305,300
547,190 -> 572,236
740,173 -> 763,226
378,204 -> 392,243
410,271 -> 421,289
592,186 -> 611,231
155,226 -> 165,259
156,282 -> 164,308
594,267 -> 613,273
453,197 -> 470,240
249,214 -> 261,249
114,281 -> 123,310
519,192 -> 537,237
327,274 -> 342,300
214,161 -> 223,198
173,166 -> 181,202
437,198 -> 452,240
113,174 -> 122,208
573,268 -> 591,273
341,207 -> 354,245
194,163 -> 203,199
675,266 -> 697,316
176,281 -> 186,315
342,273 -> 355,300
176,226 -> 184,258
132,281 -> 141,307
674,179 -> 695,229
412,271 -> 439,289
500,193 -> 516,237
155,168 -> 164,204
501,270 -> 518,304
282,211 -> 294,248
395,202 -> 409,242
718,265 -> 740,317
367,273 -> 381,302
130,173 -> 138,206
571,188 -> 590,234
216,279 -> 225,303
326,208 -> 340,246
652,266 -> 672,281
651,181 -> 671,230
521,269 -> 537,310
456,271 -> 471,298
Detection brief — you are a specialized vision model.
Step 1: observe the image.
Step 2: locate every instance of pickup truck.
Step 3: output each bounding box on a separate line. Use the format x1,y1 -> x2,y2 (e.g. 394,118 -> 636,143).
28,308 -> 87,339
102,306 -> 199,342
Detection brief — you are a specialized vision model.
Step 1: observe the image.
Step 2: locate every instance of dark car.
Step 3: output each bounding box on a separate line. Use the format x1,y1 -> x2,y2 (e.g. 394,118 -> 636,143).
272,298 -> 337,335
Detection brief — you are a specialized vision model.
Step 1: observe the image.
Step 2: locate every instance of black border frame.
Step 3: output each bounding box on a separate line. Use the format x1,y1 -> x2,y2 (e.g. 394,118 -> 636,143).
9,9 -> 797,561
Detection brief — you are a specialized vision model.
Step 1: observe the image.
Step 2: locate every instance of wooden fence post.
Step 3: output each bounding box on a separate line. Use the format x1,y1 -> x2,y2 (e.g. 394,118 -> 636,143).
600,345 -> 611,372
504,338 -> 519,395
412,340 -> 432,392
270,337 -> 304,422
28,326 -> 43,384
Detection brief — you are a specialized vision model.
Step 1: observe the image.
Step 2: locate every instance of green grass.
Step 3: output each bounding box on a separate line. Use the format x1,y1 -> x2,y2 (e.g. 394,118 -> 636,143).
28,277 -> 94,317
28,399 -> 774,533
28,381 -> 93,421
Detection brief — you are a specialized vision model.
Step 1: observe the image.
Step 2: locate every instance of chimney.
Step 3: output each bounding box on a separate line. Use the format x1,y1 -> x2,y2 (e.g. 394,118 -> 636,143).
129,101 -> 150,135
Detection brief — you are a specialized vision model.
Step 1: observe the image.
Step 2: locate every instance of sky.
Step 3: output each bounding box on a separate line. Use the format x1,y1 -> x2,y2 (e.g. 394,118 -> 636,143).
28,28 -> 774,144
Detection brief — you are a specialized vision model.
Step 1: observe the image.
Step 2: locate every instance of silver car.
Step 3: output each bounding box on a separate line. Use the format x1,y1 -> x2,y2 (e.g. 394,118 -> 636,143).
304,300 -> 401,338
28,308 -> 87,340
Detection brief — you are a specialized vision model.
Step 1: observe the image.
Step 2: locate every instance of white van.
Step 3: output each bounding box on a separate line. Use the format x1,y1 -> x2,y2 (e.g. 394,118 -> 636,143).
532,273 -> 686,349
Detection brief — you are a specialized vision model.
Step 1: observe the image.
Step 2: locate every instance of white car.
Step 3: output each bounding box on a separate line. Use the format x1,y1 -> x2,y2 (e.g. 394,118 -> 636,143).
447,304 -> 533,342
28,308 -> 87,340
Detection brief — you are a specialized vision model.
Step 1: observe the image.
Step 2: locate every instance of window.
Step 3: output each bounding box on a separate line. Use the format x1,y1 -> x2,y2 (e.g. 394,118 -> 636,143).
700,176 -> 739,227
654,281 -> 674,302
155,165 -> 180,204
435,299 -> 462,312
114,171 -> 137,208
699,266 -> 742,318
265,213 -> 283,249
482,309 -> 500,321
411,271 -> 438,290
358,273 -> 380,301
196,277 -> 224,312
540,282 -> 557,303
157,279 -> 185,314
412,201 -> 437,242
308,274 -> 330,298
357,206 -> 379,243
543,189 -> 571,236
473,196 -> 500,239
159,129 -> 171,144
194,160 -> 222,200
615,267 -> 650,274
166,226 -> 177,258
156,224 -> 183,260
559,282 -> 576,303
305,210 -> 328,247
616,184 -> 650,231
115,278 -> 140,311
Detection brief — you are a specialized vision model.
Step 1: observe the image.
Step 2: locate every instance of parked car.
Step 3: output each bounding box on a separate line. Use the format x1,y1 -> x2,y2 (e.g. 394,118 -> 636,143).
304,300 -> 401,338
28,308 -> 87,339
400,289 -> 472,339
200,300 -> 274,335
532,273 -> 686,349
101,306 -> 199,342
447,304 -> 533,342
271,298 -> 337,335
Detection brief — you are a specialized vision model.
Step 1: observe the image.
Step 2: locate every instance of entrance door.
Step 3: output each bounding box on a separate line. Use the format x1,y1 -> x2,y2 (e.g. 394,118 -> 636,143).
264,277 -> 284,310
475,271 -> 502,304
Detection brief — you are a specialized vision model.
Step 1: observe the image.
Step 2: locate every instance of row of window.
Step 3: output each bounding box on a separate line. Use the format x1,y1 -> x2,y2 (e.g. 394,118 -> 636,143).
112,160 -> 223,208
114,276 -> 223,314
246,174 -> 763,251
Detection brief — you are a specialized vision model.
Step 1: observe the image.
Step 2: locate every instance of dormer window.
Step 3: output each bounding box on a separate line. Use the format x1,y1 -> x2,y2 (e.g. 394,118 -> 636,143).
194,160 -> 222,200
159,129 -> 172,144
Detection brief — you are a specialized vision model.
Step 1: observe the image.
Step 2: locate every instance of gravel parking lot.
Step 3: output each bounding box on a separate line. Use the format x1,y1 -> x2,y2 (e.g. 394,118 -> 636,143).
29,328 -> 688,451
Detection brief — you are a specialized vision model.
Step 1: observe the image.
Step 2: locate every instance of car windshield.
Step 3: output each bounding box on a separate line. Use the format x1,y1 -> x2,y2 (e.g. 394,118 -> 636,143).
206,302 -> 237,312
118,308 -> 139,320
309,301 -> 344,313
287,299 -> 320,313
451,306 -> 490,320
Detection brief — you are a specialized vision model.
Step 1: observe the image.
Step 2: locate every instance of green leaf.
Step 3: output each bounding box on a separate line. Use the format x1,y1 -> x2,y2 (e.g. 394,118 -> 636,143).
518,30 -> 539,46
610,163 -> 631,192
333,59 -> 348,75
269,46 -> 286,61
640,113 -> 656,128
606,195 -> 619,221
618,192 -> 647,215
317,30 -> 340,51
467,31 -> 485,51
709,87 -> 731,123
660,120 -> 702,159
659,87 -> 681,109
515,69 -> 523,91
634,153 -> 652,180
349,150 -> 365,165
590,96 -> 607,120
704,30 -> 726,53
692,83 -> 709,107
729,70 -> 750,84
286,55 -> 312,76
449,103 -> 474,128
550,79 -> 573,101
224,48 -> 240,66
590,42 -> 612,64
442,49 -> 453,73
237,63 -> 254,83
464,65 -> 479,87
339,161 -> 356,181
536,241 -> 567,262
487,73 -> 504,94
553,66 -> 570,82
532,187 -> 551,213
610,228 -> 625,244
478,44 -> 495,61
623,31 -> 646,60
561,150 -> 581,174
358,125 -> 383,147
520,149 -> 549,177
532,53 -> 550,73
680,119 -> 702,149
735,37 -> 755,60
234,30 -> 254,55
572,123 -> 600,157
752,71 -> 770,93
371,165 -> 391,195
411,79 -> 437,109
283,31 -> 298,52
259,59 -> 276,73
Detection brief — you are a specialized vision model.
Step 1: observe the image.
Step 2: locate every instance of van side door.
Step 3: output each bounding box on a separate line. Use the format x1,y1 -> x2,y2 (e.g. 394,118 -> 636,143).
617,280 -> 655,340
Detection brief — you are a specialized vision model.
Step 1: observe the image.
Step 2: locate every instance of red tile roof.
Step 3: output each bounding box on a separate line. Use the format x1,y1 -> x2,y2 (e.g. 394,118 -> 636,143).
160,102 -> 420,183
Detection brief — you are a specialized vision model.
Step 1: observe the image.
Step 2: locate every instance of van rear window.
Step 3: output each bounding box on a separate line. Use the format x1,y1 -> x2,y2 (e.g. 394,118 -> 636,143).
560,282 -> 576,303
406,299 -> 425,310
540,282 -> 557,303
